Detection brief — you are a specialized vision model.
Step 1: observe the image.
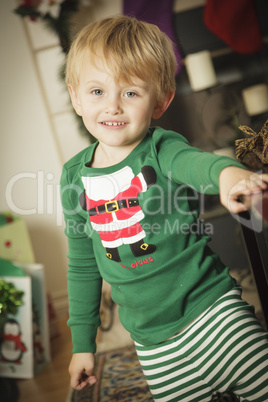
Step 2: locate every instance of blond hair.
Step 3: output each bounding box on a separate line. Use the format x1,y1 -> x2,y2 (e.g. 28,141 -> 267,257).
65,15 -> 177,99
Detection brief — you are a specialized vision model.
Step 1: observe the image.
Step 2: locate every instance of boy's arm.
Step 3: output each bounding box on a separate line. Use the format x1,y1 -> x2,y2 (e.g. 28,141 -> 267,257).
61,166 -> 102,388
155,130 -> 245,194
66,230 -> 102,389
219,166 -> 268,213
61,166 -> 102,353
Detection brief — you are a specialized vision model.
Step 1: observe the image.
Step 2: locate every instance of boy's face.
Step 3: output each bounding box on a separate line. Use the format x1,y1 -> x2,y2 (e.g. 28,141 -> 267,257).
68,56 -> 173,157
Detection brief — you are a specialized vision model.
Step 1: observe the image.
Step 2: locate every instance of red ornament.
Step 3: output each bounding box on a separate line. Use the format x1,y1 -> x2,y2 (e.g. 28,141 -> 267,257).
21,0 -> 42,7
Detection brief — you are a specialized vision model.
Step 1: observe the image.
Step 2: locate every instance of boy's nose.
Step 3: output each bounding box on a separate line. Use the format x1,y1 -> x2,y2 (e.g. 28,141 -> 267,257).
106,94 -> 123,115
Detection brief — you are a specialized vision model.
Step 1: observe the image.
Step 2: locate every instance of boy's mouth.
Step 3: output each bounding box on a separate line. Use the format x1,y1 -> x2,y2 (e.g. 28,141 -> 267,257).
101,121 -> 126,126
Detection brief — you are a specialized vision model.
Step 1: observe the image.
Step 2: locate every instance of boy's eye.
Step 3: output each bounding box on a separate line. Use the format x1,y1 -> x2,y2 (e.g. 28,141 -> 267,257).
125,91 -> 137,98
92,89 -> 103,95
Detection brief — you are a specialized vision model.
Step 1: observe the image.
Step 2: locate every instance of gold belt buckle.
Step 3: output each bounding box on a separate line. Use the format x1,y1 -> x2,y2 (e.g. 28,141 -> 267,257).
140,243 -> 149,250
105,200 -> 119,213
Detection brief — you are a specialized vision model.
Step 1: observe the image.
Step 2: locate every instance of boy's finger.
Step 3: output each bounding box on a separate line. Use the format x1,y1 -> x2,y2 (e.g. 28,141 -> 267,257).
87,375 -> 97,386
228,199 -> 247,214
71,375 -> 97,391
79,374 -> 97,387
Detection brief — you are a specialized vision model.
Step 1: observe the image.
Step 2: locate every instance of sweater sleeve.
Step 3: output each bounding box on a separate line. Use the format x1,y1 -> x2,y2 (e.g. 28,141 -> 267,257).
154,130 -> 245,194
61,166 -> 102,354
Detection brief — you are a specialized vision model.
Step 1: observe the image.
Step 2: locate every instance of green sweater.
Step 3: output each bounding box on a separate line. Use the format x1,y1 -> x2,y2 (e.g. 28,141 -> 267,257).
60,127 -> 243,353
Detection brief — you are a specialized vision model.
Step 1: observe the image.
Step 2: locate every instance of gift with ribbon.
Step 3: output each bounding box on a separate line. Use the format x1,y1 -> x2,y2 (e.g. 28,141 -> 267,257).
0,258 -> 50,378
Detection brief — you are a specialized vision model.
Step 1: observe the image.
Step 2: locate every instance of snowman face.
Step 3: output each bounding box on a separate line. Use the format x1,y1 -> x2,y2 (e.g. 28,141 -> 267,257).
4,321 -> 20,336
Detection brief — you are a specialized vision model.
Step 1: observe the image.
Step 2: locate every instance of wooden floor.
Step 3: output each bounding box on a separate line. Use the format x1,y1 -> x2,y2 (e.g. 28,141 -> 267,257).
17,318 -> 72,402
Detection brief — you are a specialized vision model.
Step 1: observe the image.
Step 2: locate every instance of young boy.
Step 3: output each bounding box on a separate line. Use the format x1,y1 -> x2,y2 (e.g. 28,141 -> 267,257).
61,15 -> 268,401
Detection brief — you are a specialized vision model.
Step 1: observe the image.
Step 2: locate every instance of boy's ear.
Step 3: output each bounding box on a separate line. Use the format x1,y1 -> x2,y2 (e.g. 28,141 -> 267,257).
68,85 -> 82,116
152,91 -> 175,119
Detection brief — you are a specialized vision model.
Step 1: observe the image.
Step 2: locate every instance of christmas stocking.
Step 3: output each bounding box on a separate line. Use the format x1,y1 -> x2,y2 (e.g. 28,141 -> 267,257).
204,0 -> 263,54
123,0 -> 182,74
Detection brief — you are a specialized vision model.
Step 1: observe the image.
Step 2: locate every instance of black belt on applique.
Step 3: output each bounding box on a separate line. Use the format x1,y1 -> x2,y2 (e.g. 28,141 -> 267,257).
88,198 -> 139,216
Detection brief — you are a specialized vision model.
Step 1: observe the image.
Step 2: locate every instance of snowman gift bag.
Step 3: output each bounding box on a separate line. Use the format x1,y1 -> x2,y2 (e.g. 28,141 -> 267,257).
0,259 -> 50,378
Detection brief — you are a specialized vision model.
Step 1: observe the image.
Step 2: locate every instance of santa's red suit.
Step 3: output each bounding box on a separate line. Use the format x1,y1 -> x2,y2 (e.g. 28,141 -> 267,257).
81,166 -> 149,248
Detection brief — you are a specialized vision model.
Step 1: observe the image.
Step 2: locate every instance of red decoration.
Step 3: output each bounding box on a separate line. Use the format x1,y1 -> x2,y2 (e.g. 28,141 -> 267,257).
21,0 -> 42,6
204,0 -> 263,54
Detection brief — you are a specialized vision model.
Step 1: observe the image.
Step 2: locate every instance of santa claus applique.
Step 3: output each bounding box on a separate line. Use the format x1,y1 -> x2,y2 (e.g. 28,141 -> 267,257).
79,165 -> 157,262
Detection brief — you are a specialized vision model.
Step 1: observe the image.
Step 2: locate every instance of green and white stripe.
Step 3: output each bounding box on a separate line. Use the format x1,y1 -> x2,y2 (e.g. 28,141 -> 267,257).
135,288 -> 268,402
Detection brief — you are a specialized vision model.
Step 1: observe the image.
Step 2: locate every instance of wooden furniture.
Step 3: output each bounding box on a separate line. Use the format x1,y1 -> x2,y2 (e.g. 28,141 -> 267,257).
238,190 -> 268,328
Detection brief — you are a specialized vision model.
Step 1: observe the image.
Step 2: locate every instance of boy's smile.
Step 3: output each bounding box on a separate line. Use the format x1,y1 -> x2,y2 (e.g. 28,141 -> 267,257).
68,56 -> 173,167
100,122 -> 126,126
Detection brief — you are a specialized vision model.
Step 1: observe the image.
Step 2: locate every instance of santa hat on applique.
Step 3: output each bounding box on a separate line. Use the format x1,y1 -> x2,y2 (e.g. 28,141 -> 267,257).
123,0 -> 182,74
204,0 -> 263,54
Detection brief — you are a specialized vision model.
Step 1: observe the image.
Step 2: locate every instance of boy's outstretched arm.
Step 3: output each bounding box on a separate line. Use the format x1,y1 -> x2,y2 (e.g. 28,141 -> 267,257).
69,352 -> 97,390
219,166 -> 268,214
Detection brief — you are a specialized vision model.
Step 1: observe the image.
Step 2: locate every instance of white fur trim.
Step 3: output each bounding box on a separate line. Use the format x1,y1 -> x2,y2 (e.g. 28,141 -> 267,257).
137,172 -> 148,192
122,231 -> 146,245
101,230 -> 146,247
102,238 -> 123,248
81,166 -> 134,200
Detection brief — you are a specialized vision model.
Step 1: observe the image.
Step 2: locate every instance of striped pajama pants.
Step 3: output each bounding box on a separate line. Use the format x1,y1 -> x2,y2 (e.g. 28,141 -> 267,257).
135,288 -> 268,401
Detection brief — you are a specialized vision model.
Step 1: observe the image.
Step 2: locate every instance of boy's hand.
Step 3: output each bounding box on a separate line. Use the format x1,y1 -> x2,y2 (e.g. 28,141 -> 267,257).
69,352 -> 97,390
219,166 -> 268,214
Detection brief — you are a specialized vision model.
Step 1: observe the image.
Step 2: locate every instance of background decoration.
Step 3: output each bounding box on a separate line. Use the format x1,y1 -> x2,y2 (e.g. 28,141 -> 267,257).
0,279 -> 24,319
14,0 -> 95,140
0,213 -> 35,264
123,0 -> 182,75
14,0 -> 80,54
235,118 -> 268,172
242,84 -> 268,117
0,260 -> 51,379
0,278 -> 24,402
184,50 -> 217,92
204,0 -> 263,54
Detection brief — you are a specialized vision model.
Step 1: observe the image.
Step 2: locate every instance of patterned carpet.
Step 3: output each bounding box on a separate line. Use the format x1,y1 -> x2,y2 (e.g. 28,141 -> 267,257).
70,268 -> 265,402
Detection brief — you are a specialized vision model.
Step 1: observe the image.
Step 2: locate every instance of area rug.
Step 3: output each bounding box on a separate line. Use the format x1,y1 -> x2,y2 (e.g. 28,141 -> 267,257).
71,345 -> 153,402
